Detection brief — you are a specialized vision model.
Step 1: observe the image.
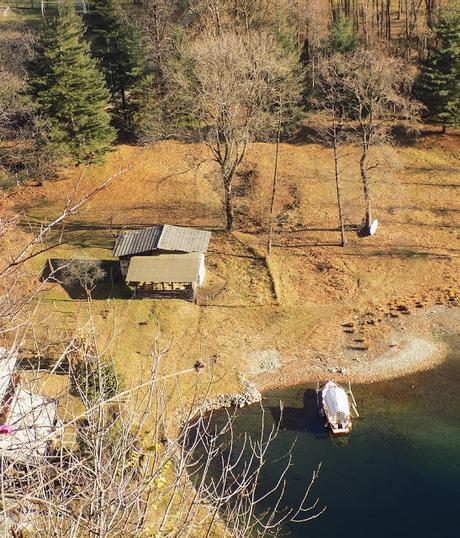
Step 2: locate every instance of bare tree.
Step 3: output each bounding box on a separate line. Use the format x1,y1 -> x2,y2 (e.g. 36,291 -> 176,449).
60,259 -> 106,297
137,0 -> 186,141
181,406 -> 324,537
0,23 -> 40,186
326,50 -> 421,234
291,0 -> 329,86
176,31 -> 301,231
189,0 -> 287,34
0,170 -> 322,536
314,55 -> 352,247
141,0 -> 181,86
0,314 -> 323,537
190,0 -> 226,33
0,168 -> 128,346
266,97 -> 282,257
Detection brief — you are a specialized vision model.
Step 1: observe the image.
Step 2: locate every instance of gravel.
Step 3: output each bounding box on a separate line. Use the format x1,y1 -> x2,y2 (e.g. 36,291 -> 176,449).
248,349 -> 281,376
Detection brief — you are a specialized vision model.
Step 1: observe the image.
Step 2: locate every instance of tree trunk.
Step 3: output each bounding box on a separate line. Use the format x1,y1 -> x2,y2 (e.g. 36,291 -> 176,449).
360,145 -> 372,232
311,55 -> 316,89
333,138 -> 347,246
386,0 -> 391,44
223,175 -> 234,232
267,110 -> 282,256
120,84 -> 128,138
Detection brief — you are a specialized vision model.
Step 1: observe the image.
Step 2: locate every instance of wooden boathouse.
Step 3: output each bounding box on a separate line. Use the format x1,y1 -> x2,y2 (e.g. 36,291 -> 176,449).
112,224 -> 211,301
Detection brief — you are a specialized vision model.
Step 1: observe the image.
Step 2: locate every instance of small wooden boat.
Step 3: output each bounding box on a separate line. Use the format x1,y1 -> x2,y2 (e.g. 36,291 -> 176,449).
319,381 -> 353,435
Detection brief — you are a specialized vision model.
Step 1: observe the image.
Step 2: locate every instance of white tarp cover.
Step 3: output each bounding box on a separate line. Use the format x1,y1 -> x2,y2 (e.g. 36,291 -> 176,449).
0,388 -> 58,462
322,381 -> 350,424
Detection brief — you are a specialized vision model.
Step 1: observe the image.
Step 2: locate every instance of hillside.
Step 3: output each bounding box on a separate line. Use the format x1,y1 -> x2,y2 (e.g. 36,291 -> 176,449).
10,130 -> 459,403
1,1 -> 460,535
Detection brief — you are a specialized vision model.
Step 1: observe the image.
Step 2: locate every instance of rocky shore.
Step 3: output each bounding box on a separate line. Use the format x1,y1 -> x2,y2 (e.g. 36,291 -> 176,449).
254,305 -> 460,391
194,380 -> 262,415
182,306 -> 459,418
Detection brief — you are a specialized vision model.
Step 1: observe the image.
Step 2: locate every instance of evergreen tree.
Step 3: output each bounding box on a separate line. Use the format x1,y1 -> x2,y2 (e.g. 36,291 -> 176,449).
415,7 -> 460,130
328,14 -> 359,54
28,3 -> 114,163
89,0 -> 145,137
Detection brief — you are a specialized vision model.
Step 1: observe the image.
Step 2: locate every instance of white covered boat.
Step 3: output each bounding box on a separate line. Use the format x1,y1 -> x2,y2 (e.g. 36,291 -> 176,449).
320,381 -> 352,435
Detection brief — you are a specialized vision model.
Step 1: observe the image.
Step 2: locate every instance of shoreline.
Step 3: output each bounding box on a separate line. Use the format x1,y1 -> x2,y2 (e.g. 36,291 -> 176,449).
253,305 -> 460,393
343,335 -> 448,383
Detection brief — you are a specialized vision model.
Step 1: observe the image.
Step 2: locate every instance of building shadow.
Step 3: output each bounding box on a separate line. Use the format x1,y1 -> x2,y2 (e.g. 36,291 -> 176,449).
41,259 -> 133,300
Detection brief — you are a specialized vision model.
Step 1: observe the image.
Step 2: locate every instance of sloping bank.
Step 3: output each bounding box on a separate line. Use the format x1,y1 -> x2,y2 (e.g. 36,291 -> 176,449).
253,305 -> 460,390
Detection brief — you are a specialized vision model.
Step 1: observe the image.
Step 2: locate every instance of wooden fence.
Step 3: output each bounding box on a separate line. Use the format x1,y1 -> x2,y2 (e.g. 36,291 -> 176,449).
1,0 -> 85,11
1,0 -> 139,12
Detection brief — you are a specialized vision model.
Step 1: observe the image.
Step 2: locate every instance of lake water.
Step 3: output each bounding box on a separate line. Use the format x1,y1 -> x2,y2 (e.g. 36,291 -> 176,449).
195,335 -> 460,538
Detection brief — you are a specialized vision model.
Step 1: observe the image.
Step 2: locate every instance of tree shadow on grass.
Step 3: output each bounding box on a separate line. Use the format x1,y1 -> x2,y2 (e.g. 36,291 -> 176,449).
41,259 -> 133,300
16,356 -> 70,374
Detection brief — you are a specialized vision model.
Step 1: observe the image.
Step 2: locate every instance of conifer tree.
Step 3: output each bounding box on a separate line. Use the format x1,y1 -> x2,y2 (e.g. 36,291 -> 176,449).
90,0 -> 145,137
28,3 -> 115,163
327,14 -> 359,54
415,7 -> 460,130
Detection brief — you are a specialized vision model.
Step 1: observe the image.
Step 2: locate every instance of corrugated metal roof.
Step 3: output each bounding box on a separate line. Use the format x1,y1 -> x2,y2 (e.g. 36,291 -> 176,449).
113,225 -> 211,257
158,225 -> 211,253
112,226 -> 162,257
126,253 -> 203,283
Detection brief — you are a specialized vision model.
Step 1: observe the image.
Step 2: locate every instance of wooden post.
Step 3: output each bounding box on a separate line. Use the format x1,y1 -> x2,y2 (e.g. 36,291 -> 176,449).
192,282 -> 197,304
348,381 -> 360,418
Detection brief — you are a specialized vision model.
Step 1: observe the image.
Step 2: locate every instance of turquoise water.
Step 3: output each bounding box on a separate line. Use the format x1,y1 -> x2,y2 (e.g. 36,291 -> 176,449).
194,336 -> 460,537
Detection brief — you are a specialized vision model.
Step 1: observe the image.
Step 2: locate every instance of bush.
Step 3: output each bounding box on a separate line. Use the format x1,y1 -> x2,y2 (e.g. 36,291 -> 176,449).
70,354 -> 121,403
0,171 -> 15,190
60,259 -> 106,293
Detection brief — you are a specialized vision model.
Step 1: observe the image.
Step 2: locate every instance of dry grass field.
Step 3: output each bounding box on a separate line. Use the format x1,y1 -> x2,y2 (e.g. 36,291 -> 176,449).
9,129 -> 460,401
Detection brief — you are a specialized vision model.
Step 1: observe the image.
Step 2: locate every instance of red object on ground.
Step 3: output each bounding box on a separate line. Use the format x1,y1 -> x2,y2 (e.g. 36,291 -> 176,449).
0,425 -> 13,434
